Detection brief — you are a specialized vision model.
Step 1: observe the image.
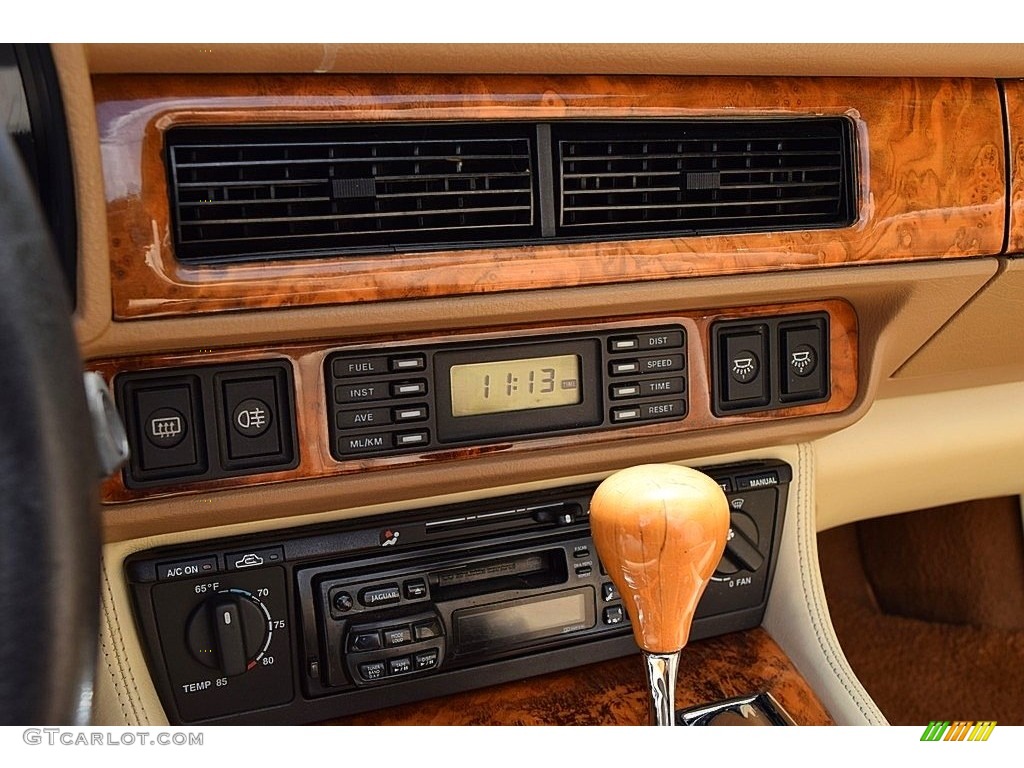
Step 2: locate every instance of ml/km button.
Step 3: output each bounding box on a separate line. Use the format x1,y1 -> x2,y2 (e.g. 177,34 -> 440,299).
338,432 -> 390,455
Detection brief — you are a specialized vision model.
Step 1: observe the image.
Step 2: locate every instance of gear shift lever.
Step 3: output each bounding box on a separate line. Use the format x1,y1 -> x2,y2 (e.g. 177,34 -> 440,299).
590,464 -> 730,725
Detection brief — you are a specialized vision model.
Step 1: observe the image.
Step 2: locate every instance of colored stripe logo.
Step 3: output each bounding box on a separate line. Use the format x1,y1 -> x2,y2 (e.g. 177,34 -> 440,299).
920,721 -> 996,741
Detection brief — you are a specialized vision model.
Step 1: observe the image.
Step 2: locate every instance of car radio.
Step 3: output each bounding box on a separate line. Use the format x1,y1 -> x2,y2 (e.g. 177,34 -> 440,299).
126,459 -> 790,724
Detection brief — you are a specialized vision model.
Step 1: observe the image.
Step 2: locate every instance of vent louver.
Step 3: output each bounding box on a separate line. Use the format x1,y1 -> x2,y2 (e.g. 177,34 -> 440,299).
168,124 -> 538,262
166,119 -> 855,264
554,119 -> 854,236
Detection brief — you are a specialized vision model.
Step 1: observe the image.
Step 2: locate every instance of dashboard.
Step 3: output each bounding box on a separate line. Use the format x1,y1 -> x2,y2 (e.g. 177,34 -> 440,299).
32,43 -> 1024,726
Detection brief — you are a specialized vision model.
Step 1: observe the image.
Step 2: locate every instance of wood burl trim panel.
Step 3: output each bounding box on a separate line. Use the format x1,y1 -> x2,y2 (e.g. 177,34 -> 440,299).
322,627 -> 833,725
1004,80 -> 1024,253
92,300 -> 857,504
92,75 -> 1005,319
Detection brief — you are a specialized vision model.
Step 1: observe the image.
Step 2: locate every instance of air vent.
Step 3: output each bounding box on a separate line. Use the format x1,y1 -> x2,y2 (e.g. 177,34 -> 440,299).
167,124 -> 538,262
554,119 -> 855,236
165,119 -> 856,264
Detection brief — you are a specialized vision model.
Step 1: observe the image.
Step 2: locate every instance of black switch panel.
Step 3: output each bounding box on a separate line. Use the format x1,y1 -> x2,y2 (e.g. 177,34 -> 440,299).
215,365 -> 293,470
123,375 -> 206,482
117,360 -> 298,488
718,324 -> 770,410
779,317 -> 829,402
712,312 -> 830,415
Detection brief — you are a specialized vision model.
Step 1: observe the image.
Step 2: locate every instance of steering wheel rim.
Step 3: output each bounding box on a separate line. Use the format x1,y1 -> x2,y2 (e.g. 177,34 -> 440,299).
0,130 -> 99,724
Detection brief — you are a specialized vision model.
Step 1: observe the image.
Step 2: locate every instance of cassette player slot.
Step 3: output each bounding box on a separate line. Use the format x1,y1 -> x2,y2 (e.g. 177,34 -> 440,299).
429,549 -> 567,602
424,502 -> 582,536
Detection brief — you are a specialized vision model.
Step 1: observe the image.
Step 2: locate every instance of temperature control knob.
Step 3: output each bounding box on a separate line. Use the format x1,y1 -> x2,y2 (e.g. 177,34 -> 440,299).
185,590 -> 272,677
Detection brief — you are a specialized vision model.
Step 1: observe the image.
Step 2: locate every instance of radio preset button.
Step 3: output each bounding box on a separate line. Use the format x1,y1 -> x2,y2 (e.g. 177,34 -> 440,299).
338,433 -> 391,456
573,546 -> 590,559
333,356 -> 389,379
414,649 -> 440,670
413,619 -> 443,642
388,657 -> 413,676
608,336 -> 639,352
383,626 -> 413,647
391,381 -> 427,397
359,583 -> 402,608
335,381 -> 389,404
349,631 -> 383,653
389,355 -> 426,373
394,430 -> 429,448
359,661 -> 387,681
610,407 -> 641,423
610,360 -> 640,376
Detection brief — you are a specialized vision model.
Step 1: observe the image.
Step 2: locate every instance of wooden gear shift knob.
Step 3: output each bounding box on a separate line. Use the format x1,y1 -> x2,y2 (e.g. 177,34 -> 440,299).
590,464 -> 730,655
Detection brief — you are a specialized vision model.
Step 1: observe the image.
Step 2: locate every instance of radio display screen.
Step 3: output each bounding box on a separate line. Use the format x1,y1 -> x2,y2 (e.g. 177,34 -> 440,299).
449,355 -> 581,417
454,589 -> 594,655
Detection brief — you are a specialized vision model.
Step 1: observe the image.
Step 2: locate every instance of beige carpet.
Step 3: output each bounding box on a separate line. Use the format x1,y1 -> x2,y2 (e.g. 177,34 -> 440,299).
818,498 -> 1024,725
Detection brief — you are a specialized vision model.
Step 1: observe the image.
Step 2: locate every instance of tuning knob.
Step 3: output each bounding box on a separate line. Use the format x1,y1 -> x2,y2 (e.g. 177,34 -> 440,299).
590,464 -> 730,724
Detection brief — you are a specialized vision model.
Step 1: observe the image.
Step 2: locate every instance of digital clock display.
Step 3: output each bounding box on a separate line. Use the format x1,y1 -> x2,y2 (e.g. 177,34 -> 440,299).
449,355 -> 582,417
